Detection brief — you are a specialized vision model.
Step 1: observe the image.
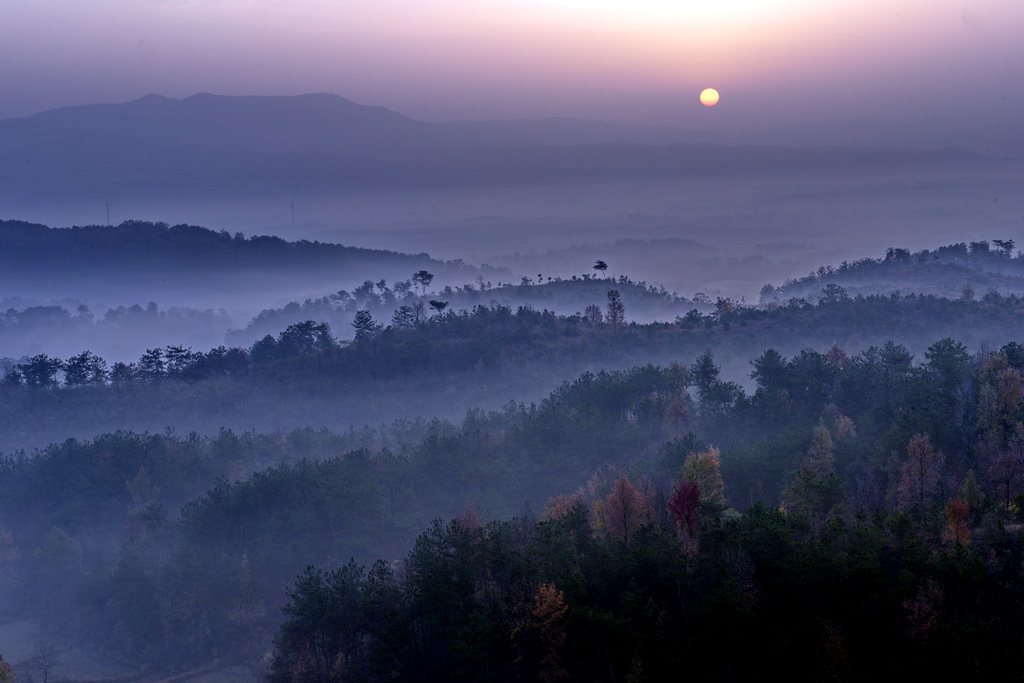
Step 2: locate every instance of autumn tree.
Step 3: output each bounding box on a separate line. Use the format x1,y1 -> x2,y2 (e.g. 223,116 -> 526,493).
530,583 -> 569,682
681,447 -> 728,521
542,494 -> 583,521
668,480 -> 701,554
599,474 -> 652,543
941,497 -> 971,548
896,434 -> 943,516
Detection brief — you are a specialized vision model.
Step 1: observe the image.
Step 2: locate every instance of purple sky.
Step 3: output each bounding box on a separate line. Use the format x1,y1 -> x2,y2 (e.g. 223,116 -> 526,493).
2,1 -> 1022,131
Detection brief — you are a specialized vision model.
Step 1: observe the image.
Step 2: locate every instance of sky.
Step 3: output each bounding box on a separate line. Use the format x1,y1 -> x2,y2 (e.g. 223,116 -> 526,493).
2,0 -> 1022,131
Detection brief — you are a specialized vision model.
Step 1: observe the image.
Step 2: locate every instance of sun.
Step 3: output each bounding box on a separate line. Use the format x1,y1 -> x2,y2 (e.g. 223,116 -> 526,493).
700,88 -> 720,107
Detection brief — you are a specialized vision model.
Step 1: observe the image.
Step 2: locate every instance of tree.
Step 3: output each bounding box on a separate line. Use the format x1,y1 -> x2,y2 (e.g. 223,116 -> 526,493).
690,351 -> 720,398
391,305 -> 417,329
18,354 -> 63,388
163,345 -> 195,377
428,300 -> 449,314
108,362 -> 136,385
0,654 -> 14,683
941,498 -> 971,548
412,270 -> 434,295
605,290 -> 625,332
250,334 -> 279,364
137,348 -> 165,381
63,350 -> 108,387
751,348 -> 788,394
28,643 -> 60,683
806,424 -> 836,473
681,448 -> 728,520
352,310 -> 381,342
278,321 -> 335,356
1,367 -> 23,387
783,466 -> 845,535
896,434 -> 943,515
668,480 -> 701,553
987,436 -> 1024,509
530,583 -> 569,683
664,398 -> 689,438
583,304 -> 603,325
925,338 -> 971,389
993,239 -> 1015,256
976,353 -> 1024,454
820,283 -> 850,303
600,474 -> 652,543
593,260 -> 609,276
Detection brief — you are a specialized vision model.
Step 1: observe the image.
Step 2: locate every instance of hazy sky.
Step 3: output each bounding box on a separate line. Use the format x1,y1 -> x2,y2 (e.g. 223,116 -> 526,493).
2,0 -> 1021,130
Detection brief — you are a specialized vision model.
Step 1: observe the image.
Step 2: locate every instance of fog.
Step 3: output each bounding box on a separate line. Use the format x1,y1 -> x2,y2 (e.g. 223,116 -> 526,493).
5,89 -> 1024,681
8,158 -> 1021,305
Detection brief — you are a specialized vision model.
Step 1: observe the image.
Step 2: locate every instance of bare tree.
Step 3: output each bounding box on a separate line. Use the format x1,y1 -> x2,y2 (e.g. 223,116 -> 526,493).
29,642 -> 61,683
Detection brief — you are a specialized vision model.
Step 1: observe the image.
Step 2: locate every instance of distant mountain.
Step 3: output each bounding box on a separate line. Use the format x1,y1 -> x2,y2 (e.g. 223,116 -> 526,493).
0,93 -> 997,201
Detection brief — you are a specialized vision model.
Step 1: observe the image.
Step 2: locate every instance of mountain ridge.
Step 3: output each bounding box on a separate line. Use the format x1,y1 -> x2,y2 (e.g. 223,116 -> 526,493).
0,93 -> 1000,202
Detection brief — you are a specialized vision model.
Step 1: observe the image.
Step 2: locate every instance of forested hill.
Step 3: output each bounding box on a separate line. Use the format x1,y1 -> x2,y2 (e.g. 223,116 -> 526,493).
7,331 -> 1024,678
0,219 -> 484,307
0,219 -> 463,272
763,239 -> 1024,302
5,291 -> 1024,452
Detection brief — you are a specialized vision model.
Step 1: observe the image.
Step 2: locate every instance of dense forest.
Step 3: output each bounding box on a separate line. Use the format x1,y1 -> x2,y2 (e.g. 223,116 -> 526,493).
4,288 -> 1024,452
6,231 -> 1024,680
5,321 -> 1024,678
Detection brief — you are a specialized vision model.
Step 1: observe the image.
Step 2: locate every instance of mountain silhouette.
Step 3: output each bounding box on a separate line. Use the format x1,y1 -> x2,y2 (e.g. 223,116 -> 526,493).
0,93 -> 994,201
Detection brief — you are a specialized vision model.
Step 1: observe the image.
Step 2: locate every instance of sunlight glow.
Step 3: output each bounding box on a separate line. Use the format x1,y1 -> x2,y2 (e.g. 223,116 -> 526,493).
520,0 -> 809,25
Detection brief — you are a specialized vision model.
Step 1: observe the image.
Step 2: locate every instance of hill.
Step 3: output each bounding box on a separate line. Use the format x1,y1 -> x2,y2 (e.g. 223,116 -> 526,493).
0,218 -> 482,314
762,239 -> 1024,303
